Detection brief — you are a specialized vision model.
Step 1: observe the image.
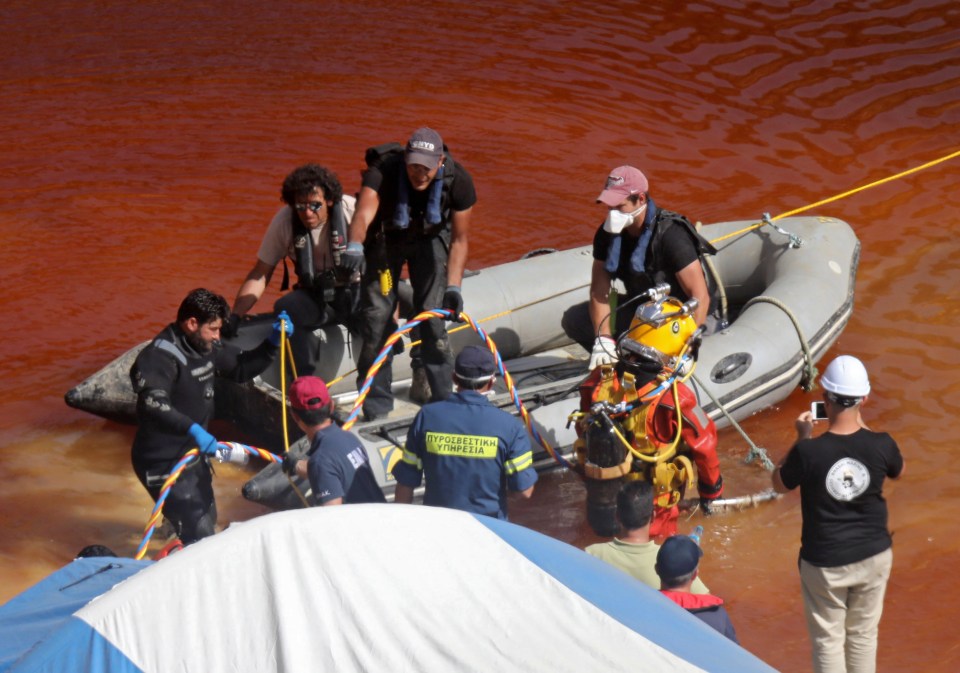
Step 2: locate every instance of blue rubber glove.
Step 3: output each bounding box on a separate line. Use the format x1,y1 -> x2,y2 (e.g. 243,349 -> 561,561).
340,242 -> 365,274
442,285 -> 463,320
270,310 -> 294,347
188,423 -> 219,456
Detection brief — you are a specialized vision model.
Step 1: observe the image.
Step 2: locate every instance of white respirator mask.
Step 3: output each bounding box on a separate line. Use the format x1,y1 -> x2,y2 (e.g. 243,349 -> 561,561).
603,203 -> 647,234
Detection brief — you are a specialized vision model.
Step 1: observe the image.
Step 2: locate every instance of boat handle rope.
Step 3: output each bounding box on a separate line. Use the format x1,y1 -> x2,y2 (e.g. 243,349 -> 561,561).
742,295 -> 817,392
342,308 -> 573,470
691,372 -> 775,472
133,443 -> 282,560
684,294 -> 814,473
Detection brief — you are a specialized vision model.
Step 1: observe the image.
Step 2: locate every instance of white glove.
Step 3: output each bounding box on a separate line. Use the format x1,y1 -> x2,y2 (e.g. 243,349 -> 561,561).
588,336 -> 617,370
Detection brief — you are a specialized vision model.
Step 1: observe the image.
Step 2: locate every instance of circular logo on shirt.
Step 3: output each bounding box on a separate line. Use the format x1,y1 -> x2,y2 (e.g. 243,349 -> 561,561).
825,457 -> 870,501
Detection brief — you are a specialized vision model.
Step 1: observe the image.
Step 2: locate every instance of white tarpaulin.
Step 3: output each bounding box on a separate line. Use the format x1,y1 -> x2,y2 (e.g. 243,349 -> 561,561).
4,505 -> 776,672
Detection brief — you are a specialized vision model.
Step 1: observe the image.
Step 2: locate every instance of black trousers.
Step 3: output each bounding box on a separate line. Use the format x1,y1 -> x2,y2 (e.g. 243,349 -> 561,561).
133,454 -> 217,545
356,234 -> 453,418
274,286 -> 356,377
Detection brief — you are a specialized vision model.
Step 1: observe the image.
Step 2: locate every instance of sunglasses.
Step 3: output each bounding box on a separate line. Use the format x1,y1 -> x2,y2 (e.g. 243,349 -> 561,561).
294,202 -> 324,213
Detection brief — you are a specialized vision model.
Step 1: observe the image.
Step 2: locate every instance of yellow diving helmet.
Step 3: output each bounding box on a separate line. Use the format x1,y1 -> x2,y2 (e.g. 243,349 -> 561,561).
619,293 -> 700,374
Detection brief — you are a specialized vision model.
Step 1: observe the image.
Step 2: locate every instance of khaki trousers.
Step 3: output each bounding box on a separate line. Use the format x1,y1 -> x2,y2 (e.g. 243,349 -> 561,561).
799,548 -> 893,673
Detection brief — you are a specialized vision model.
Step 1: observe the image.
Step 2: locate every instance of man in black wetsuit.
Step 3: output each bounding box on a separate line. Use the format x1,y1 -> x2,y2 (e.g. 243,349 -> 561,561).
129,288 -> 290,544
563,165 -> 717,370
340,127 -> 477,420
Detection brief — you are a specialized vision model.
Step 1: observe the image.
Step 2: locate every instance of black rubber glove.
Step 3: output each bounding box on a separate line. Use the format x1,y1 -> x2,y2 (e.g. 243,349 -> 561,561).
282,453 -> 301,476
340,242 -> 365,275
221,313 -> 241,339
442,285 -> 463,320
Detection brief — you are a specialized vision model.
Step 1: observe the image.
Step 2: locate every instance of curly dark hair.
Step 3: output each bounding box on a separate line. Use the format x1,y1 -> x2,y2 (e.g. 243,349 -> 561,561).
177,288 -> 230,325
281,164 -> 343,205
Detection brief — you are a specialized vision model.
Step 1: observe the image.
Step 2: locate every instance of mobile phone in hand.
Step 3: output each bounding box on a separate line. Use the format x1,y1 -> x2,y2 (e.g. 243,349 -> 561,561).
811,401 -> 828,420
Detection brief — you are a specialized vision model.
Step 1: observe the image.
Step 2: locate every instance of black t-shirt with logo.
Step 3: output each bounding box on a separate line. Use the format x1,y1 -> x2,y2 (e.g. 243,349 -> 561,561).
779,428 -> 903,566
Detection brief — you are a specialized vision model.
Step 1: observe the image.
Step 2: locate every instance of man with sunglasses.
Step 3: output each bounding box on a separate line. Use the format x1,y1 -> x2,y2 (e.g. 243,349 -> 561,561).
773,355 -> 904,673
226,164 -> 357,375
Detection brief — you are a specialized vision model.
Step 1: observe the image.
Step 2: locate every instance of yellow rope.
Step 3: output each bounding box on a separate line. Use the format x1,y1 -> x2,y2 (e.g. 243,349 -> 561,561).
280,326 -> 289,448
708,148 -> 960,245
277,322 -> 311,509
285,340 -> 298,379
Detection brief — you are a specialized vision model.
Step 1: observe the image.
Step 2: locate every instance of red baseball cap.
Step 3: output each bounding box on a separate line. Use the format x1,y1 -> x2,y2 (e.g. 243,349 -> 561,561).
288,376 -> 332,410
597,166 -> 649,206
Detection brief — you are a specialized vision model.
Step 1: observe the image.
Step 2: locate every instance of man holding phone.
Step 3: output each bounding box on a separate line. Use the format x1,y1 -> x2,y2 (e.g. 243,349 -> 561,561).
772,355 -> 904,673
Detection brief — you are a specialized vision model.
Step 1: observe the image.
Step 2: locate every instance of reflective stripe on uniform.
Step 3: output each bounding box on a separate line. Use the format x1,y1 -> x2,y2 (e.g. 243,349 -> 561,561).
400,448 -> 422,470
505,450 -> 533,475
426,432 -> 498,459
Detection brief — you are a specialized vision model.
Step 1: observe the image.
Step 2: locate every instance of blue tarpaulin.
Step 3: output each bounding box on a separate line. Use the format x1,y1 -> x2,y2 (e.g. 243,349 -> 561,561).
0,558 -> 151,672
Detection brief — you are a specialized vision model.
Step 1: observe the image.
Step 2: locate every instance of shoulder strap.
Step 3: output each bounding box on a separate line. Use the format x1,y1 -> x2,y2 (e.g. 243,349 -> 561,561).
152,337 -> 187,366
284,208 -> 311,291
657,209 -> 718,257
329,199 -> 348,255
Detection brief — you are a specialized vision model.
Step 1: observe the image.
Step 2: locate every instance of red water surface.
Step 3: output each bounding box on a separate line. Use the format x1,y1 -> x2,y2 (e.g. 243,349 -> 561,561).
1,1 -> 958,670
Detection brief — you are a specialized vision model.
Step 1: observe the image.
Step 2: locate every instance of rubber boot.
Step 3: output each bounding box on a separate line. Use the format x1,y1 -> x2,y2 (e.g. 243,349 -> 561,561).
410,365 -> 432,405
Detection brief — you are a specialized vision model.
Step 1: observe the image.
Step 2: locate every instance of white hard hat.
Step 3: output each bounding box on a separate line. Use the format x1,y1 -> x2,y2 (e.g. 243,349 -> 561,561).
820,355 -> 870,397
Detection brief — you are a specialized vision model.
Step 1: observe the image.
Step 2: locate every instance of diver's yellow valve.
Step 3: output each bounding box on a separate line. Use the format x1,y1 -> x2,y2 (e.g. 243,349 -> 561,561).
673,455 -> 695,491
653,468 -> 680,508
652,455 -> 695,509
379,268 -> 393,296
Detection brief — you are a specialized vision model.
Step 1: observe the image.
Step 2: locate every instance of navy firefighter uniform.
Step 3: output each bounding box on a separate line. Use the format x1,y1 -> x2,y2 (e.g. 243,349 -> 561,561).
393,390 -> 538,519
130,323 -> 277,544
306,423 -> 387,505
